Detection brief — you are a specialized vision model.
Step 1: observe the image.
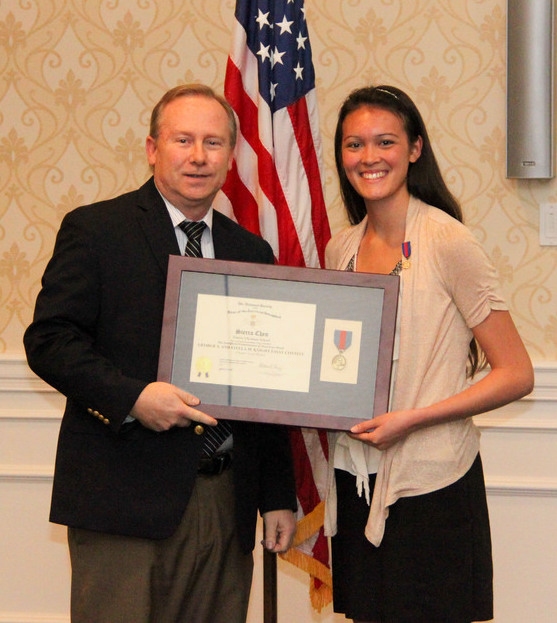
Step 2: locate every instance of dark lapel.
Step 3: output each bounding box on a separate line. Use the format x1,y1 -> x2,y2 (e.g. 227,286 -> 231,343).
134,177 -> 181,275
212,210 -> 252,261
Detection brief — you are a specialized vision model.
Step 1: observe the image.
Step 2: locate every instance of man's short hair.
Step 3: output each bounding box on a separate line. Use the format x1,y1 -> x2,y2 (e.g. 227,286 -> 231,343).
149,84 -> 237,147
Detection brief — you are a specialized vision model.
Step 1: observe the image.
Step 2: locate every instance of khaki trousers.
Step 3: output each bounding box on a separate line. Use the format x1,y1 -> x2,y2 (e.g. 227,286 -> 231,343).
68,469 -> 254,623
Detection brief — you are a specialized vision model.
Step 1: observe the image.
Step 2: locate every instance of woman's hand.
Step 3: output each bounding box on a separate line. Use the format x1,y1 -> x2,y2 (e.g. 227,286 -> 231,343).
349,409 -> 418,451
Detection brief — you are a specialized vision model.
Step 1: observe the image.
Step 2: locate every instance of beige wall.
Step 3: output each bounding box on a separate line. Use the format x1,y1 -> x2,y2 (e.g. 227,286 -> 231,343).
1,0 -> 557,360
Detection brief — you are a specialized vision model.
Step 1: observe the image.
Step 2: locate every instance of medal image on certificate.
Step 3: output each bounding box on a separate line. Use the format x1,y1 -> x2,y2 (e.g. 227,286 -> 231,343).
331,329 -> 352,370
320,318 -> 363,385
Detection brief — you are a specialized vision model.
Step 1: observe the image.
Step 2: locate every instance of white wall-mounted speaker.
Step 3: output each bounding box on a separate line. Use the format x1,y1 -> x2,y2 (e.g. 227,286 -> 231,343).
506,0 -> 554,179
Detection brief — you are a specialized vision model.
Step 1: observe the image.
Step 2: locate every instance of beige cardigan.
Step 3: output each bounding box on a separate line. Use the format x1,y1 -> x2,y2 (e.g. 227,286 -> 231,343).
324,197 -> 507,546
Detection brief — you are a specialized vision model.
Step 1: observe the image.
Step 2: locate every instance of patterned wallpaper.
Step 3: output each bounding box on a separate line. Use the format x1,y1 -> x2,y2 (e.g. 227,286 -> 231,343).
1,0 -> 556,360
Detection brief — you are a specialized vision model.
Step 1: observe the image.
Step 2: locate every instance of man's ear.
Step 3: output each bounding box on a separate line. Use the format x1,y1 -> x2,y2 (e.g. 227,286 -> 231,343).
145,136 -> 157,166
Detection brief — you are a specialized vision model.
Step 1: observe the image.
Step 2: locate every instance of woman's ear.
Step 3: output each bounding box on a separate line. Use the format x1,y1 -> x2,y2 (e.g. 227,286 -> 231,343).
410,135 -> 423,163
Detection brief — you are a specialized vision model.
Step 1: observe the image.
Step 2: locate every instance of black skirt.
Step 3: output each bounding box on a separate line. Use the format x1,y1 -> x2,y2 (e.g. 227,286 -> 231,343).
331,454 -> 493,623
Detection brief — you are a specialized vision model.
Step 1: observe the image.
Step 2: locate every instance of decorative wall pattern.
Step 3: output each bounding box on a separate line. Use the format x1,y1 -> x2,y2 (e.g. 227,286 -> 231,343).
1,0 -> 557,359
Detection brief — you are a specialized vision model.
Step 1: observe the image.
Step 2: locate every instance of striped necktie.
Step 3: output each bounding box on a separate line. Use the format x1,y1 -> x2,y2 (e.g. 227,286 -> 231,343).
179,220 -> 206,258
178,219 -> 232,457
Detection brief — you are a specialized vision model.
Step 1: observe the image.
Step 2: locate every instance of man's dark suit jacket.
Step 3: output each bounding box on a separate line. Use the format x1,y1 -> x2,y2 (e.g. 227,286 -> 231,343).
24,177 -> 297,552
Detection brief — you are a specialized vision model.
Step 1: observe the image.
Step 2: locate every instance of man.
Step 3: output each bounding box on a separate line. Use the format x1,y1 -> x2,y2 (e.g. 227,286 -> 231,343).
24,84 -> 297,623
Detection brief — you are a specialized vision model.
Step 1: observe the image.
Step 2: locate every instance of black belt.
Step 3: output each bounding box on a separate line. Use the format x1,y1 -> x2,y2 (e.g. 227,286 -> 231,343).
197,452 -> 233,476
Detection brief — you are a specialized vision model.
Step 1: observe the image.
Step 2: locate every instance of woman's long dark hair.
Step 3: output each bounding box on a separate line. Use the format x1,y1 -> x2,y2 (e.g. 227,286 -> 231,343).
334,85 -> 483,376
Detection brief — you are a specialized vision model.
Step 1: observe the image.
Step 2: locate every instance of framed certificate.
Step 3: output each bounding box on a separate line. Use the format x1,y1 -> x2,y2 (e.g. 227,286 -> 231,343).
158,256 -> 399,430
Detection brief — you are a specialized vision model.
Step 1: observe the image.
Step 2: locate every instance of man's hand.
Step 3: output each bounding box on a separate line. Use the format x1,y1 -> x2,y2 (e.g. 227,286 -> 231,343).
262,509 -> 297,553
130,381 -> 217,432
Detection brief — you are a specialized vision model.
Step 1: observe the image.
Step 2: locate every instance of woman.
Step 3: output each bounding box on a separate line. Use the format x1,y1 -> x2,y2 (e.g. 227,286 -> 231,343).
324,85 -> 534,623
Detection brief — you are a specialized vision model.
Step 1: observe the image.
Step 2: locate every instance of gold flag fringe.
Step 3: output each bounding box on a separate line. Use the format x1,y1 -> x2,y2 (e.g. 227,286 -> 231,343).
279,500 -> 333,612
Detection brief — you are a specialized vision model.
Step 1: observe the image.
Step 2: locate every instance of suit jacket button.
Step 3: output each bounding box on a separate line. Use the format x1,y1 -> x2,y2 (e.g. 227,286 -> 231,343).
194,425 -> 204,435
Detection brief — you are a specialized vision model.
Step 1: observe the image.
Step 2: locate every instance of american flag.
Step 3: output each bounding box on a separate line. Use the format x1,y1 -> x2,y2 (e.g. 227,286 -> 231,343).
217,0 -> 333,611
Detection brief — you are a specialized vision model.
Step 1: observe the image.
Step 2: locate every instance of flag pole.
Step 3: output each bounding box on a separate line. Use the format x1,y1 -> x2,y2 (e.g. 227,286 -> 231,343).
263,550 -> 278,623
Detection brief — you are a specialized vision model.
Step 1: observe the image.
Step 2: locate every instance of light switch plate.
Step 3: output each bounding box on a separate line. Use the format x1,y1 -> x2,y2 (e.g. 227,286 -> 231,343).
540,203 -> 557,246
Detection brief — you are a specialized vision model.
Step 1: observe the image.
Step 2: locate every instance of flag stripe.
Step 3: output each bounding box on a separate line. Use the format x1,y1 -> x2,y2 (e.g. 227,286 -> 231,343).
273,105 -> 319,267
287,96 -> 329,267
222,161 -> 263,236
225,60 -> 305,265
